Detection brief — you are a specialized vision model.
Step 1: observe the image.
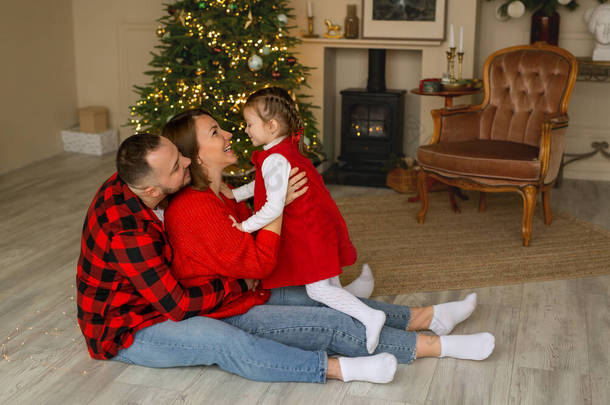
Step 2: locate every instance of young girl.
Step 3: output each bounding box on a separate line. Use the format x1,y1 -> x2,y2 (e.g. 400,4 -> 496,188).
224,87 -> 386,354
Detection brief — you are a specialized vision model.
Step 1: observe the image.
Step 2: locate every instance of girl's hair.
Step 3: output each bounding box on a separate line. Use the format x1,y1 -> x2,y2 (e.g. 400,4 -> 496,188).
161,107 -> 213,191
243,87 -> 306,154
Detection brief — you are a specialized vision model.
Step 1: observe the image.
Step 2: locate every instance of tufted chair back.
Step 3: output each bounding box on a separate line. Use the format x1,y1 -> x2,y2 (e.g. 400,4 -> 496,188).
479,48 -> 573,147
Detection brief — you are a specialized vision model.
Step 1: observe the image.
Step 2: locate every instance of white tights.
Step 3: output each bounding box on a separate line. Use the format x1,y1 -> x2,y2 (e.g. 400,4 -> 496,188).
306,276 -> 385,354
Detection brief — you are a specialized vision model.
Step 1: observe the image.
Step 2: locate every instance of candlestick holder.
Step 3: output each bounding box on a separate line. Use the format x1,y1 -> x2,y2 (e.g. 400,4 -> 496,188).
443,50 -> 452,84
457,51 -> 464,81
448,47 -> 457,83
303,16 -> 319,38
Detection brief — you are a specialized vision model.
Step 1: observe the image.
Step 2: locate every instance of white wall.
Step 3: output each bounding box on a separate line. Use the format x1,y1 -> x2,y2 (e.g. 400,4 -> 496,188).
72,0 -> 165,142
0,0 -> 78,175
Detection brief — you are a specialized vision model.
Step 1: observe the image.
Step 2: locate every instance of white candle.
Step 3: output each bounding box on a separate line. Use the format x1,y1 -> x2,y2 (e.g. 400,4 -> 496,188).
307,1 -> 313,18
449,24 -> 455,49
459,26 -> 464,52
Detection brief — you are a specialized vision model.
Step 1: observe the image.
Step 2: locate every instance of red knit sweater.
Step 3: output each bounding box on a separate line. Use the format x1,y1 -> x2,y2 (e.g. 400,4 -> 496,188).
164,186 -> 279,319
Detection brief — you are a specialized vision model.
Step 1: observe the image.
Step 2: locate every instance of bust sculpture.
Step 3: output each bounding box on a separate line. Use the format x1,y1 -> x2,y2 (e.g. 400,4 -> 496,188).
585,4 -> 610,61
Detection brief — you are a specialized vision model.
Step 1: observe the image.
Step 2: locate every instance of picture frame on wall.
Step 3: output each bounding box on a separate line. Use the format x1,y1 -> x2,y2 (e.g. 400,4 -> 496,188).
361,0 -> 446,40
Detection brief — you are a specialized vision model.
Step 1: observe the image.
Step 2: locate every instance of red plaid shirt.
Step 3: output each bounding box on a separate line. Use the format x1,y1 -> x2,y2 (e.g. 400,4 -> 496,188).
76,173 -> 247,360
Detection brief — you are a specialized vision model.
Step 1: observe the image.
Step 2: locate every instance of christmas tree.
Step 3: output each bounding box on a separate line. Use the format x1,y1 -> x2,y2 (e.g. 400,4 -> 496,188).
128,0 -> 322,183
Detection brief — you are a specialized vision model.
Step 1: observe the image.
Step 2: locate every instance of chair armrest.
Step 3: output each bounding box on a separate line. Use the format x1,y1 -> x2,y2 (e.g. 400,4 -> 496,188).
549,115 -> 569,128
539,115 -> 569,183
430,105 -> 484,145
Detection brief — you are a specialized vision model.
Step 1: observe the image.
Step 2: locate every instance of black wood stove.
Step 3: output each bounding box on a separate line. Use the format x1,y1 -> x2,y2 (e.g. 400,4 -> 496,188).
324,49 -> 405,187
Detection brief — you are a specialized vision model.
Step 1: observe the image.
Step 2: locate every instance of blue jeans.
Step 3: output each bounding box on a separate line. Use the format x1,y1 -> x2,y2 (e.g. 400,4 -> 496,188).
114,287 -> 417,383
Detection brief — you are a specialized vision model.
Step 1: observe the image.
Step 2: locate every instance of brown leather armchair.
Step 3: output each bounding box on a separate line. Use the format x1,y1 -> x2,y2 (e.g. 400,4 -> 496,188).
416,42 -> 578,246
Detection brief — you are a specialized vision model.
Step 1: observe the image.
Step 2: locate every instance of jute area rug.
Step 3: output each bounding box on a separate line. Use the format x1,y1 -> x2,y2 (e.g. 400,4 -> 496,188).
336,191 -> 610,296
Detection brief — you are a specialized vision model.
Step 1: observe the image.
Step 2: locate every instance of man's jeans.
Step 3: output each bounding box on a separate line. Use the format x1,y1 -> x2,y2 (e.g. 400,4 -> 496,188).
114,287 -> 417,383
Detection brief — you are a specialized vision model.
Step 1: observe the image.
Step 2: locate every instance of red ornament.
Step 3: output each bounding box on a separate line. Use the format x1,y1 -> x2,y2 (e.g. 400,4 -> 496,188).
286,56 -> 296,67
272,70 -> 281,80
212,47 -> 222,54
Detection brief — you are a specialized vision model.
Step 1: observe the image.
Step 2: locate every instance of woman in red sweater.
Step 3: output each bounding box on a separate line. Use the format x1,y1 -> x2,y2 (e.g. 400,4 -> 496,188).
162,108 -> 495,385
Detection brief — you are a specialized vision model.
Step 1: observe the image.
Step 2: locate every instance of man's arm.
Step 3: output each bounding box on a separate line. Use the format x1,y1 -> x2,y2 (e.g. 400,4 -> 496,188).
109,230 -> 247,321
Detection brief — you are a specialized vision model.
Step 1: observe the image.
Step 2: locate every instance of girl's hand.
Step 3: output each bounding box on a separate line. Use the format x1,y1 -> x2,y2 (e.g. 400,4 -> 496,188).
242,279 -> 260,291
285,167 -> 309,206
229,215 -> 245,232
220,182 -> 235,199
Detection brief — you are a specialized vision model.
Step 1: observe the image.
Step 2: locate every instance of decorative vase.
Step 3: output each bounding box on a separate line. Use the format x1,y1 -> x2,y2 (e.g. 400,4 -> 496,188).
530,9 -> 560,46
344,4 -> 359,39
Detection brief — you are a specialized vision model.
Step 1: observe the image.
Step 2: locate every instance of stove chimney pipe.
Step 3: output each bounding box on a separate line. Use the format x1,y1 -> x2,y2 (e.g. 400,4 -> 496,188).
367,49 -> 386,92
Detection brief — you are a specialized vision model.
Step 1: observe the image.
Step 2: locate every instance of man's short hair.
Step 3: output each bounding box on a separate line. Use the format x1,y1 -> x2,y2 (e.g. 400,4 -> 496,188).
116,133 -> 161,186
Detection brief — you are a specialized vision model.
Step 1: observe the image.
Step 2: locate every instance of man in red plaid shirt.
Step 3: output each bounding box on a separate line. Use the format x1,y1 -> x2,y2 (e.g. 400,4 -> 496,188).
77,134 -> 251,360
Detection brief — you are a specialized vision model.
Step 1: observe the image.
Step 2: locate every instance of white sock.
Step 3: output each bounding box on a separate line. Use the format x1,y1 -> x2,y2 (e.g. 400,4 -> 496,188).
429,293 -> 477,335
338,353 -> 397,383
439,333 -> 495,360
343,263 -> 375,299
306,279 -> 386,354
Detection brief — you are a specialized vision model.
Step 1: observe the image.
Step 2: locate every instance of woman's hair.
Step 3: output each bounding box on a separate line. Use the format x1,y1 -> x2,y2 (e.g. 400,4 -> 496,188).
116,133 -> 161,187
161,108 -> 213,191
243,86 -> 306,154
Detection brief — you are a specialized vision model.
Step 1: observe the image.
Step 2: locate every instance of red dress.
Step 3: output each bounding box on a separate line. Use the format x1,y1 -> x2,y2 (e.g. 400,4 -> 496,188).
251,138 -> 357,289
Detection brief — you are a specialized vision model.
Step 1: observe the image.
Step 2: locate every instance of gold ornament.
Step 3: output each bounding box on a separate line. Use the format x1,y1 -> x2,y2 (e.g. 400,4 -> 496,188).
323,19 -> 343,39
156,27 -> 166,37
176,10 -> 186,26
245,10 -> 253,29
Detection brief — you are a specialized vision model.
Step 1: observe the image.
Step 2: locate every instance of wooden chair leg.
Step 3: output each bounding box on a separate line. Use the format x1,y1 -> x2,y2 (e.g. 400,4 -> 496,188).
417,170 -> 429,224
478,192 -> 487,212
542,188 -> 552,225
521,186 -> 537,246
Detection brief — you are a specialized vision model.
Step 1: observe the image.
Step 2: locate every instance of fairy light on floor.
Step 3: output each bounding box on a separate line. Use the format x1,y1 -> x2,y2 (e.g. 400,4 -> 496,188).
1,285 -> 92,376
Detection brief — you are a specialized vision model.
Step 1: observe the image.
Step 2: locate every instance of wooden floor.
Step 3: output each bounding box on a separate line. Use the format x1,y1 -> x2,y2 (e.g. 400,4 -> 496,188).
0,152 -> 608,405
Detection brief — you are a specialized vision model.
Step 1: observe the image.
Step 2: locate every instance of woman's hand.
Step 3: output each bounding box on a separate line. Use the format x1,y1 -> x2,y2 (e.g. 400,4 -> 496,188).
219,182 -> 235,199
229,215 -> 245,232
285,167 -> 309,206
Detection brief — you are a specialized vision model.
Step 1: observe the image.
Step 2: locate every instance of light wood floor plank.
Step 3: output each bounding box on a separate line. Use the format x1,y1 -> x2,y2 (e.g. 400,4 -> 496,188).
513,280 -> 590,374
88,381 -> 182,405
424,286 -> 522,405
170,368 -> 271,404
508,367 -> 592,405
583,291 -> 610,405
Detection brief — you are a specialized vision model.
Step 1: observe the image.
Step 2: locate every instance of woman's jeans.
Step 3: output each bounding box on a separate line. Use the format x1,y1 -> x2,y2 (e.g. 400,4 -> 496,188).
113,286 -> 417,383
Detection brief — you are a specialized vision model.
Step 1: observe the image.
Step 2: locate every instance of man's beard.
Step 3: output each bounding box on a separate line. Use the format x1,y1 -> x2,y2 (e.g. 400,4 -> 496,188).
160,169 -> 191,195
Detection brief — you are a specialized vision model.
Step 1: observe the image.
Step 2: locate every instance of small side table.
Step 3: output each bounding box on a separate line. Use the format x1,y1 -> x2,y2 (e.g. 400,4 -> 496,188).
410,88 -> 483,108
